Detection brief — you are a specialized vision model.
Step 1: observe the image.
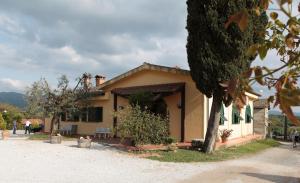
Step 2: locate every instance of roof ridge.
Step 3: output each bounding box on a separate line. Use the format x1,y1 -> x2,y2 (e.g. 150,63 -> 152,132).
98,62 -> 190,89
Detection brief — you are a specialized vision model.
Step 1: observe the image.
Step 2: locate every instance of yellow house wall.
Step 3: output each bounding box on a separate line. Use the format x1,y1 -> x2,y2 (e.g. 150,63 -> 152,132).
63,69 -> 205,141
164,93 -> 181,141
44,118 -> 52,133
61,99 -> 114,135
105,70 -> 205,141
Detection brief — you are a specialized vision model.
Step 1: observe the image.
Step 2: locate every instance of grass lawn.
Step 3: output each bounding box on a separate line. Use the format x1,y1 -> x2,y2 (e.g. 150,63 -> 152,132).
147,139 -> 280,163
28,133 -> 77,141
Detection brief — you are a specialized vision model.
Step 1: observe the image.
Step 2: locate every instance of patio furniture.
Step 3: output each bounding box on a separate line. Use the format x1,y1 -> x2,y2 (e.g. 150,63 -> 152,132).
60,125 -> 72,135
60,125 -> 78,136
95,128 -> 112,139
70,125 -> 78,135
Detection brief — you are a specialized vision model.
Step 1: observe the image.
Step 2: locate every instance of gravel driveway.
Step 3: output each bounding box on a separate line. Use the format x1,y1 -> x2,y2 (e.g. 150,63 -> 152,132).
0,139 -> 299,183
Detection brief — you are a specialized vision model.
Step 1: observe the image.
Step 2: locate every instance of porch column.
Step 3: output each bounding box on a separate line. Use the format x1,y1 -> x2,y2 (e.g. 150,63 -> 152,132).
113,93 -> 118,137
180,85 -> 186,142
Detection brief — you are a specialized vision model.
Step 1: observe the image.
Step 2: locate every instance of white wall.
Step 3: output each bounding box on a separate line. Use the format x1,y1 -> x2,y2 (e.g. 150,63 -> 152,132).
205,94 -> 256,140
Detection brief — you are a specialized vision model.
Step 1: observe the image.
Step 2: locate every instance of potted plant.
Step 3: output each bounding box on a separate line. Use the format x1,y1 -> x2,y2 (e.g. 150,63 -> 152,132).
0,113 -> 9,140
78,136 -> 92,148
219,129 -> 233,143
164,137 -> 178,152
50,131 -> 62,144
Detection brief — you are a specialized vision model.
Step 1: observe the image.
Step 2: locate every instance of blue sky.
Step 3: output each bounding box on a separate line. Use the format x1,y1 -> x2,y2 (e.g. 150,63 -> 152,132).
0,0 -> 296,113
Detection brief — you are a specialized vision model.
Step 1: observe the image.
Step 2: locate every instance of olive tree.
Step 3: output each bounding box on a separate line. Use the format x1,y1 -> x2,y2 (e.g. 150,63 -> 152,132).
25,75 -> 89,135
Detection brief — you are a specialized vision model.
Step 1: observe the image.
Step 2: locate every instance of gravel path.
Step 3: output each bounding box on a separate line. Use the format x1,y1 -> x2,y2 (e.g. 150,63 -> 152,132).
182,142 -> 300,183
0,140 -> 215,183
0,139 -> 299,183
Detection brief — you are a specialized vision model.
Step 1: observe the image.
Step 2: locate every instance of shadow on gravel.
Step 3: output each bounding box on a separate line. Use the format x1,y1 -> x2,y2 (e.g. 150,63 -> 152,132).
241,172 -> 300,183
278,142 -> 300,152
67,143 -> 123,153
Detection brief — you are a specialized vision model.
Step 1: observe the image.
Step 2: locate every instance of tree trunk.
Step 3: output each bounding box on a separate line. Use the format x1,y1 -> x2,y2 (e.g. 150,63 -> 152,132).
202,93 -> 222,153
50,113 -> 60,135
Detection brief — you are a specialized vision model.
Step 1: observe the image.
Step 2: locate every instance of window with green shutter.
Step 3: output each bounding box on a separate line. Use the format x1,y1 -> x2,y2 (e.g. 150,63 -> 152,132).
232,105 -> 242,124
219,104 -> 227,125
245,105 -> 252,123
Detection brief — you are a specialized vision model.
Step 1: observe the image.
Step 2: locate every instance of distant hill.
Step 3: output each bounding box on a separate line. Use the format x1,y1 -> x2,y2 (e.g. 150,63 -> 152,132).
269,110 -> 300,117
268,110 -> 282,116
0,92 -> 27,109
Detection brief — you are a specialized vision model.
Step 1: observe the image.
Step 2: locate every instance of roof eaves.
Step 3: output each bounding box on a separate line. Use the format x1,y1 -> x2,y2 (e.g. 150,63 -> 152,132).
98,62 -> 190,89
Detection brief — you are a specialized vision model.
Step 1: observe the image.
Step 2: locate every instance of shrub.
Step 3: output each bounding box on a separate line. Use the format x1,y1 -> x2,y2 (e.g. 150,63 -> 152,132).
31,121 -> 40,129
114,105 -> 169,145
164,136 -> 177,145
0,113 -> 6,130
191,139 -> 204,149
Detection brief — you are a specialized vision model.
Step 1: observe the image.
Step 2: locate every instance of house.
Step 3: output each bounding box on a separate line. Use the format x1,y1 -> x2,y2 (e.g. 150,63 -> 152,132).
253,99 -> 270,139
60,63 -> 259,142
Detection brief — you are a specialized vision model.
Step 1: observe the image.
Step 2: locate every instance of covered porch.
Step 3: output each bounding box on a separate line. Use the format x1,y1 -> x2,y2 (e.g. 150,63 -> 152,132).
111,82 -> 186,142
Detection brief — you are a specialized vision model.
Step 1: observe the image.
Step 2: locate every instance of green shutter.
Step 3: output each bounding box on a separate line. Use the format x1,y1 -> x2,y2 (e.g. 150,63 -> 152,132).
232,105 -> 240,124
219,104 -> 224,125
219,104 -> 226,125
245,105 -> 252,123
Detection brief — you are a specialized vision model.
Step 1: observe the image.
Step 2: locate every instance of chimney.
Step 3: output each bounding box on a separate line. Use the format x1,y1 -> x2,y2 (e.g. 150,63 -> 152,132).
95,75 -> 106,87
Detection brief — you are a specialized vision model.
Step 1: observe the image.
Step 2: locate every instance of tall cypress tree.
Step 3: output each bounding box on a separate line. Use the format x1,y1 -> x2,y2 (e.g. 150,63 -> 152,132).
186,0 -> 268,153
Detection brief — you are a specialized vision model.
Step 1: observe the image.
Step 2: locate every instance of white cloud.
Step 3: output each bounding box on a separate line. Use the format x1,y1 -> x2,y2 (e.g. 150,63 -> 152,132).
0,14 -> 25,35
0,78 -> 28,92
0,0 -> 187,86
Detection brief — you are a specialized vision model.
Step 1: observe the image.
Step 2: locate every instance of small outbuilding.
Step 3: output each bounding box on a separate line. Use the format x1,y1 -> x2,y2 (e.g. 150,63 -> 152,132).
253,99 -> 270,139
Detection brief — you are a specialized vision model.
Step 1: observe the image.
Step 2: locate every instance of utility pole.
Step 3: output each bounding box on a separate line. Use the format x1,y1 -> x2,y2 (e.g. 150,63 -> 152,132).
283,114 -> 288,141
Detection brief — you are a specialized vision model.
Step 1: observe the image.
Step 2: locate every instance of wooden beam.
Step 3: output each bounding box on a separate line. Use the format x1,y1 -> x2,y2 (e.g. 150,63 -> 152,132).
180,84 -> 186,142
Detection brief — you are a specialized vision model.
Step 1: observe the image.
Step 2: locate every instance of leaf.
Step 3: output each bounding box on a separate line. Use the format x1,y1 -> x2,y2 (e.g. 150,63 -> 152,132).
243,68 -> 254,78
268,96 -> 275,103
279,0 -> 292,5
225,10 -> 249,32
270,12 -> 278,20
234,94 -> 247,110
247,44 -> 259,57
275,19 -> 285,28
285,36 -> 295,49
258,45 -> 268,60
260,0 -> 270,10
278,46 -> 286,56
238,11 -> 249,32
279,89 -> 300,106
227,79 -> 238,98
254,67 -> 265,85
280,104 -> 300,126
255,7 -> 261,16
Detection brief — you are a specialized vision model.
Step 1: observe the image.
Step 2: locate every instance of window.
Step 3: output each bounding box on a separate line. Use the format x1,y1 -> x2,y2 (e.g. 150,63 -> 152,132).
68,112 -> 80,122
61,112 -> 66,121
219,104 -> 227,125
245,105 -> 252,123
81,108 -> 88,122
60,107 -> 103,122
232,105 -> 243,124
88,107 -> 103,122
